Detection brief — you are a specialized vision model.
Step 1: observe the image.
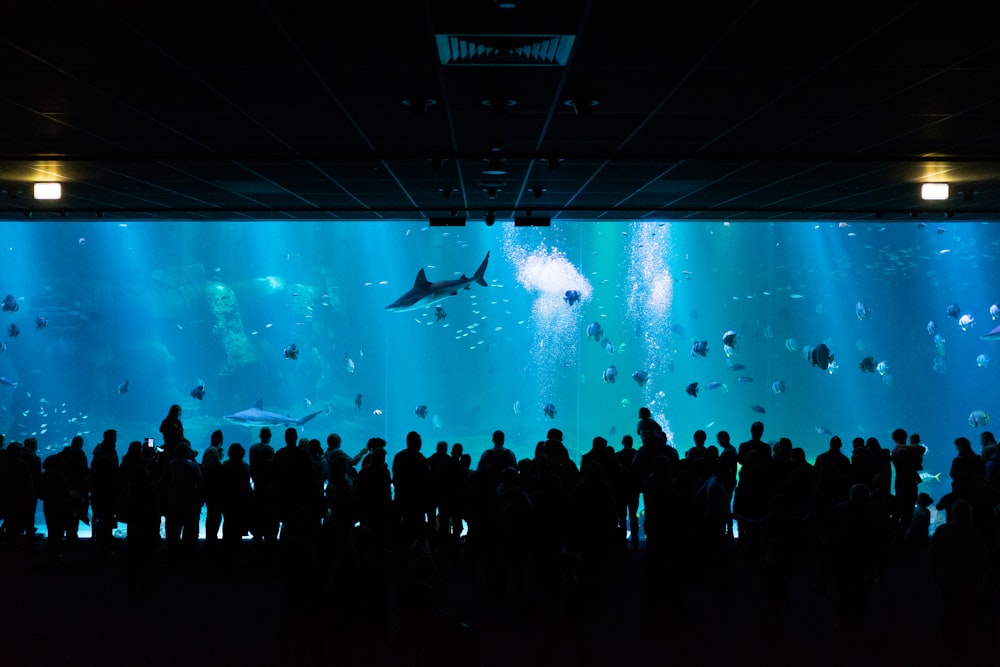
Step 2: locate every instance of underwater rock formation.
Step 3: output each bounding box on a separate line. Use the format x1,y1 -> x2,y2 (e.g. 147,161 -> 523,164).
205,281 -> 258,375
150,264 -> 208,320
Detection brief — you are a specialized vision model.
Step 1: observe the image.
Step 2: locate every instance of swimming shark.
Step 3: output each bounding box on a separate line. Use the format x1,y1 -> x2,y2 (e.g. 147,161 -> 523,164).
385,251 -> 489,312
223,399 -> 321,428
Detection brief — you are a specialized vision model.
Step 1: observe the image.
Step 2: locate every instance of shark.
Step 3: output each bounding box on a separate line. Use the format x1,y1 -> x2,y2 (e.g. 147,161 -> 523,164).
385,251 -> 490,312
223,399 -> 321,428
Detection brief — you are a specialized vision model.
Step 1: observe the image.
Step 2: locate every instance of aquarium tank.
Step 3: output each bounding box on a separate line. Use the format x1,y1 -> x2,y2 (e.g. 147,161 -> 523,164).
2,218 -> 997,536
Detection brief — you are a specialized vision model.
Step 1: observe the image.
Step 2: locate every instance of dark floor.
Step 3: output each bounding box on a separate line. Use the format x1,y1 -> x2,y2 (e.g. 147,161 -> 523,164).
0,533 -> 996,667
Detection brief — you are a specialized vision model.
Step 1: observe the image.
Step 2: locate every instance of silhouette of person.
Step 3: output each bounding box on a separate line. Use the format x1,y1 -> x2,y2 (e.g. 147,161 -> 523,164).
615,434 -> 641,547
90,429 -> 121,556
249,426 -> 278,547
393,431 -> 432,545
219,442 -> 252,556
201,429 -> 225,546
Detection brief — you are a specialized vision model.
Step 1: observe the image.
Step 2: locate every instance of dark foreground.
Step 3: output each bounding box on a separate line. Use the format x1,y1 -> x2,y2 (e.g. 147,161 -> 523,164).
0,535 -> 996,667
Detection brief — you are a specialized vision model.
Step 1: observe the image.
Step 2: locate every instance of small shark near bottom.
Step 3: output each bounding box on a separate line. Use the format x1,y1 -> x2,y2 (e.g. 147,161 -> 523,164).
223,399 -> 321,428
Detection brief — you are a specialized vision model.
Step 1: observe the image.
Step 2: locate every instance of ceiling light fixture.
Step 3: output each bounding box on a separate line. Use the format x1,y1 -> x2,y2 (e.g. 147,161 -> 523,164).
33,182 -> 62,200
920,182 -> 949,200
484,209 -> 496,226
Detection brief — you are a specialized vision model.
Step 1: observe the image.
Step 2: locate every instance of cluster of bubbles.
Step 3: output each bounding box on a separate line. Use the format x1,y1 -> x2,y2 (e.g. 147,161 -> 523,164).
503,232 -> 592,398
626,222 -> 674,442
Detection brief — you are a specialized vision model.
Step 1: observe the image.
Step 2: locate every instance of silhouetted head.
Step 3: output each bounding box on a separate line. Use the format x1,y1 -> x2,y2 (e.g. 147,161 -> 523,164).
865,436 -> 881,450
852,437 -> 865,451
23,437 -> 37,453
693,430 -> 707,446
592,435 -> 608,451
638,407 -> 651,420
71,435 -> 84,449
284,427 -> 297,448
168,404 -> 182,419
451,442 -> 463,458
622,434 -> 634,448
891,428 -> 907,445
829,436 -> 842,450
406,430 -> 422,451
546,428 -> 563,442
954,436 -> 972,454
259,427 -> 271,443
228,443 -> 245,461
103,429 -> 117,446
211,429 -> 223,447
367,437 -> 386,451
910,433 -> 921,445
327,433 -> 342,450
981,431 -> 996,447
492,430 -> 505,447
916,492 -> 933,508
716,430 -> 730,447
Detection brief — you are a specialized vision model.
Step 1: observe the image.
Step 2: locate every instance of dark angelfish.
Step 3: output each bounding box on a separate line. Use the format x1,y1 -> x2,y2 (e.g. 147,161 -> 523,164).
284,343 -> 299,360
603,365 -> 618,383
859,356 -> 876,373
750,405 -> 766,414
587,321 -> 604,342
691,340 -> 709,358
722,330 -> 737,348
435,306 -> 447,321
1,294 -> 18,312
415,405 -> 428,418
855,301 -> 871,320
355,394 -> 362,410
563,290 -> 582,306
8,323 -> 19,338
771,380 -> 786,395
117,379 -> 129,395
543,403 -> 557,419
685,382 -> 699,397
809,343 -> 833,370
35,317 -> 47,329
631,370 -> 649,387
190,382 -> 206,400
946,303 -> 961,319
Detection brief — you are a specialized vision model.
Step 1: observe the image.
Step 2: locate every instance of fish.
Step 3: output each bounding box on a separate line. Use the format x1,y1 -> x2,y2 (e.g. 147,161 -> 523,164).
344,353 -> 355,373
750,405 -> 766,414
771,380 -> 786,395
603,365 -> 618,383
372,408 -> 383,416
933,357 -> 948,374
876,361 -> 890,376
1,294 -> 18,312
600,337 -> 615,355
784,338 -> 798,352
8,323 -> 19,338
706,381 -> 727,391
385,251 -> 489,312
223,399 -> 322,428
855,301 -> 871,320
808,343 -> 833,370
982,324 -> 1000,341
669,323 -> 686,337
919,472 -> 942,484
631,370 -> 648,387
934,334 -> 947,355
727,363 -> 746,372
992,304 -> 1000,321
435,305 -> 447,321
355,394 -> 363,410
117,380 -> 129,395
722,330 -> 737,348
0,376 -> 17,387
513,400 -> 521,415
959,314 -> 975,331
35,317 -> 47,329
190,383 -> 206,400
691,340 -> 709,358
859,356 -> 876,373
284,343 -> 299,360
946,303 -> 960,319
685,382 -> 699,397
978,354 -> 991,368
926,320 -> 937,336
432,414 -> 443,429
0,342 -> 5,352
815,426 -> 833,436
736,376 -> 754,384
563,289 -> 582,306
969,409 -> 991,427
543,403 -> 557,419
415,405 -> 428,419
587,321 -> 604,342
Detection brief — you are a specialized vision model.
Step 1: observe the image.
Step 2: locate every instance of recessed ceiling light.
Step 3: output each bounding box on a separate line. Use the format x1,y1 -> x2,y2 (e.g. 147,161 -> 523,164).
921,182 -> 949,200
33,182 -> 62,200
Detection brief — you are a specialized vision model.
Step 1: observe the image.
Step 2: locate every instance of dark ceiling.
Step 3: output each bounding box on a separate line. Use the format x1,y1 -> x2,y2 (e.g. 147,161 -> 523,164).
2,1 -> 999,222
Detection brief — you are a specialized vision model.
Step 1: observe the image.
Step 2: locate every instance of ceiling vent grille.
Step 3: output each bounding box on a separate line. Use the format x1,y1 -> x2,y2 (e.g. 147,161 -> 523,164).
436,34 -> 575,66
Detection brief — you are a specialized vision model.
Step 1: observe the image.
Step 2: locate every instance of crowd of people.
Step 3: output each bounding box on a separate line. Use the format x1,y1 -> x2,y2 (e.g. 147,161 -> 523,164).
0,403 -> 999,663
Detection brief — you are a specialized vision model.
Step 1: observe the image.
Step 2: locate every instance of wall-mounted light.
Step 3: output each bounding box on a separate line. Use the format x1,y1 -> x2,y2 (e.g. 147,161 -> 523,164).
33,182 -> 62,200
921,182 -> 949,200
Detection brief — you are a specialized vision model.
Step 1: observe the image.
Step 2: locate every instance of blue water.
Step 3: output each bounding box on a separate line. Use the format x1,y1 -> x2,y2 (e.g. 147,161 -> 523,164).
2,220 -> 998,528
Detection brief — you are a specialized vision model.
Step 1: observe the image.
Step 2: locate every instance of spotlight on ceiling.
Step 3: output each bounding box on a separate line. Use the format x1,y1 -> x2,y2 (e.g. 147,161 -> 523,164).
33,182 -> 62,200
920,182 -> 949,201
484,209 -> 496,226
486,187 -> 498,199
532,185 -> 545,198
514,215 -> 551,227
546,157 -> 562,170
440,186 -> 453,198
